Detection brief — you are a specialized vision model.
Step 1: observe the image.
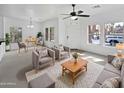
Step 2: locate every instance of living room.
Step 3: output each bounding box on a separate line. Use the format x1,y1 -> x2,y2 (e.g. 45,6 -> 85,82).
0,2 -> 124,89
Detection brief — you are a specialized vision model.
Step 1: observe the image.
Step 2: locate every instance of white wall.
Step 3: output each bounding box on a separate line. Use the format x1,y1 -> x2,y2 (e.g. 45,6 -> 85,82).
79,8 -> 124,56
58,7 -> 124,56
42,18 -> 59,48
58,17 -> 66,45
0,16 -> 4,38
4,17 -> 41,50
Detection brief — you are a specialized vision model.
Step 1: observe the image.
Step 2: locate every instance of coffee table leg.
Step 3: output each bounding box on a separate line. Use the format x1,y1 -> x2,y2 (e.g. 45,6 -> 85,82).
86,65 -> 87,71
62,67 -> 64,76
72,72 -> 75,84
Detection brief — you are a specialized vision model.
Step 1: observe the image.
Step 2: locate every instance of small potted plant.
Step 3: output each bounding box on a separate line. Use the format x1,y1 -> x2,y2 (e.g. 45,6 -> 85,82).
72,52 -> 79,64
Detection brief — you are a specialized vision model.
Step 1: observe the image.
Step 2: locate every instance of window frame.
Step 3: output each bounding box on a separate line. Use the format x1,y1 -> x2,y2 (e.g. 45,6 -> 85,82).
104,22 -> 124,47
88,24 -> 101,45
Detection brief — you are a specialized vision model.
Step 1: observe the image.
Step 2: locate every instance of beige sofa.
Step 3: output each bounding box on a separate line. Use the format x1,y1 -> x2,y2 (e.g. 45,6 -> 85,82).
93,55 -> 124,88
32,48 -> 55,70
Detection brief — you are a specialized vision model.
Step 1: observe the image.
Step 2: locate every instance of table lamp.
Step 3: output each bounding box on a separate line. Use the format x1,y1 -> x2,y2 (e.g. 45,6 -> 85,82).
116,43 -> 124,56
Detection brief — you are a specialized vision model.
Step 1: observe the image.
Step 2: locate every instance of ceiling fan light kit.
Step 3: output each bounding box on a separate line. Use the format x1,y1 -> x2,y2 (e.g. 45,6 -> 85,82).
71,16 -> 78,20
62,4 -> 90,20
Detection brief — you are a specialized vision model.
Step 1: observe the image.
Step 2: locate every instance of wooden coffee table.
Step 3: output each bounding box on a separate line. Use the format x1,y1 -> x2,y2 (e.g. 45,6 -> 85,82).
61,58 -> 88,84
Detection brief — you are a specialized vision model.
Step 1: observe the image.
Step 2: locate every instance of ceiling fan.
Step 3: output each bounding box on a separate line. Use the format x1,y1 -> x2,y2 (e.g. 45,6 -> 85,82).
62,4 -> 90,20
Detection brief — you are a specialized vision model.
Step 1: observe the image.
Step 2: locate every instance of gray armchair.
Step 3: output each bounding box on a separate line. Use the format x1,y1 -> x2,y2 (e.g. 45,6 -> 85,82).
53,46 -> 70,60
32,48 -> 55,71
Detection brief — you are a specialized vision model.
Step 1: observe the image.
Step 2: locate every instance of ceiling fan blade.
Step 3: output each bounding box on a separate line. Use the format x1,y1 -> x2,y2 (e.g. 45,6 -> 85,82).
63,16 -> 72,19
77,15 -> 90,17
61,14 -> 70,15
77,10 -> 83,14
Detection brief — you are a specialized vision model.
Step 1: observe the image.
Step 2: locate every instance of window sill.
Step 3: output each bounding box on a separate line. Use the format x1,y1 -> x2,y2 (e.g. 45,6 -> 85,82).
87,43 -> 116,49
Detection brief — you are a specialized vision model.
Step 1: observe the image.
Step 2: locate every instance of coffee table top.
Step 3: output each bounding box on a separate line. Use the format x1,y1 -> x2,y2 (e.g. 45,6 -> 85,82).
61,58 -> 88,73
114,54 -> 124,58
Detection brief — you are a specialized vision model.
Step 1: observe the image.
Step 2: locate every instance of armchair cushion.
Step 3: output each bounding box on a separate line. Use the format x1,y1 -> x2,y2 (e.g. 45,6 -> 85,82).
60,51 -> 69,56
39,49 -> 48,58
39,57 -> 52,65
36,47 -> 47,54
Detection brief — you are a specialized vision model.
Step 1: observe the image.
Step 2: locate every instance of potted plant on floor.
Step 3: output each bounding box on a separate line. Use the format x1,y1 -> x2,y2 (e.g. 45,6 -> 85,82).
37,32 -> 43,45
5,33 -> 11,51
37,32 -> 43,38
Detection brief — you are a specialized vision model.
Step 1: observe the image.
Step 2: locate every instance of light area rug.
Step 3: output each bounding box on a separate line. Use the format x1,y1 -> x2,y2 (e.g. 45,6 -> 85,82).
25,58 -> 104,88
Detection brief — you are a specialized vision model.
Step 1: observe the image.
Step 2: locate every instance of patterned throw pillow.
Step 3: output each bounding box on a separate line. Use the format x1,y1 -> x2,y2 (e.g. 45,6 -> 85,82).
111,57 -> 123,70
100,77 -> 120,88
39,49 -> 48,58
58,45 -> 64,52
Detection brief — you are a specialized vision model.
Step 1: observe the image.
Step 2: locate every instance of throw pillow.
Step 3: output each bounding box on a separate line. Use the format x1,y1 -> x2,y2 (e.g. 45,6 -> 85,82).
36,47 -> 47,54
111,57 -> 123,70
100,77 -> 120,88
58,45 -> 64,52
39,49 -> 48,58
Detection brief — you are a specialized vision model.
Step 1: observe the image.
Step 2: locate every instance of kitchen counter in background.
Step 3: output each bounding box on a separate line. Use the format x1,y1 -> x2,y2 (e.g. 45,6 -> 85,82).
0,42 -> 5,62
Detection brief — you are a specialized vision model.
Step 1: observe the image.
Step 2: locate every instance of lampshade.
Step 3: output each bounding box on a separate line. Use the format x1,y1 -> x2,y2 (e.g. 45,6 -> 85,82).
116,43 -> 124,50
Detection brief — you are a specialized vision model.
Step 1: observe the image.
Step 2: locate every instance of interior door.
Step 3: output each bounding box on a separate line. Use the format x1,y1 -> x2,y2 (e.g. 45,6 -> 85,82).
66,24 -> 81,49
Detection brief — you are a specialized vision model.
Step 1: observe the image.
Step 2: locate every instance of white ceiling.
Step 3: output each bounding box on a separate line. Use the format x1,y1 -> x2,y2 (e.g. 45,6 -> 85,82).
0,4 -> 124,22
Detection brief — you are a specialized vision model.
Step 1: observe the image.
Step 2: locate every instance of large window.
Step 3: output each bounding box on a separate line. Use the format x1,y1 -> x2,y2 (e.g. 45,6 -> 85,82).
88,24 -> 100,44
105,22 -> 124,46
10,26 -> 22,42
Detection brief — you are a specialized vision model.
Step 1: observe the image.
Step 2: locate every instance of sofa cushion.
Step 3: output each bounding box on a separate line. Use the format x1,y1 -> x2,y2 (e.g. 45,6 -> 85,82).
96,69 -> 120,84
111,57 -> 123,70
121,64 -> 124,88
100,77 -> 120,88
121,77 -> 124,88
121,63 -> 124,77
92,83 -> 101,88
39,57 -> 52,65
104,63 -> 121,75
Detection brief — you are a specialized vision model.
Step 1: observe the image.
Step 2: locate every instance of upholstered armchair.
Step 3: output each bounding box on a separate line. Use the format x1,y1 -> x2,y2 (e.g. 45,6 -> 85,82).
32,48 -> 55,71
17,41 -> 27,53
52,46 -> 70,60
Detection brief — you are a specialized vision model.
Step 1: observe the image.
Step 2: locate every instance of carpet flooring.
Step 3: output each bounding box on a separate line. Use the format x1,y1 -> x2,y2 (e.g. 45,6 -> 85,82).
0,48 -> 107,88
